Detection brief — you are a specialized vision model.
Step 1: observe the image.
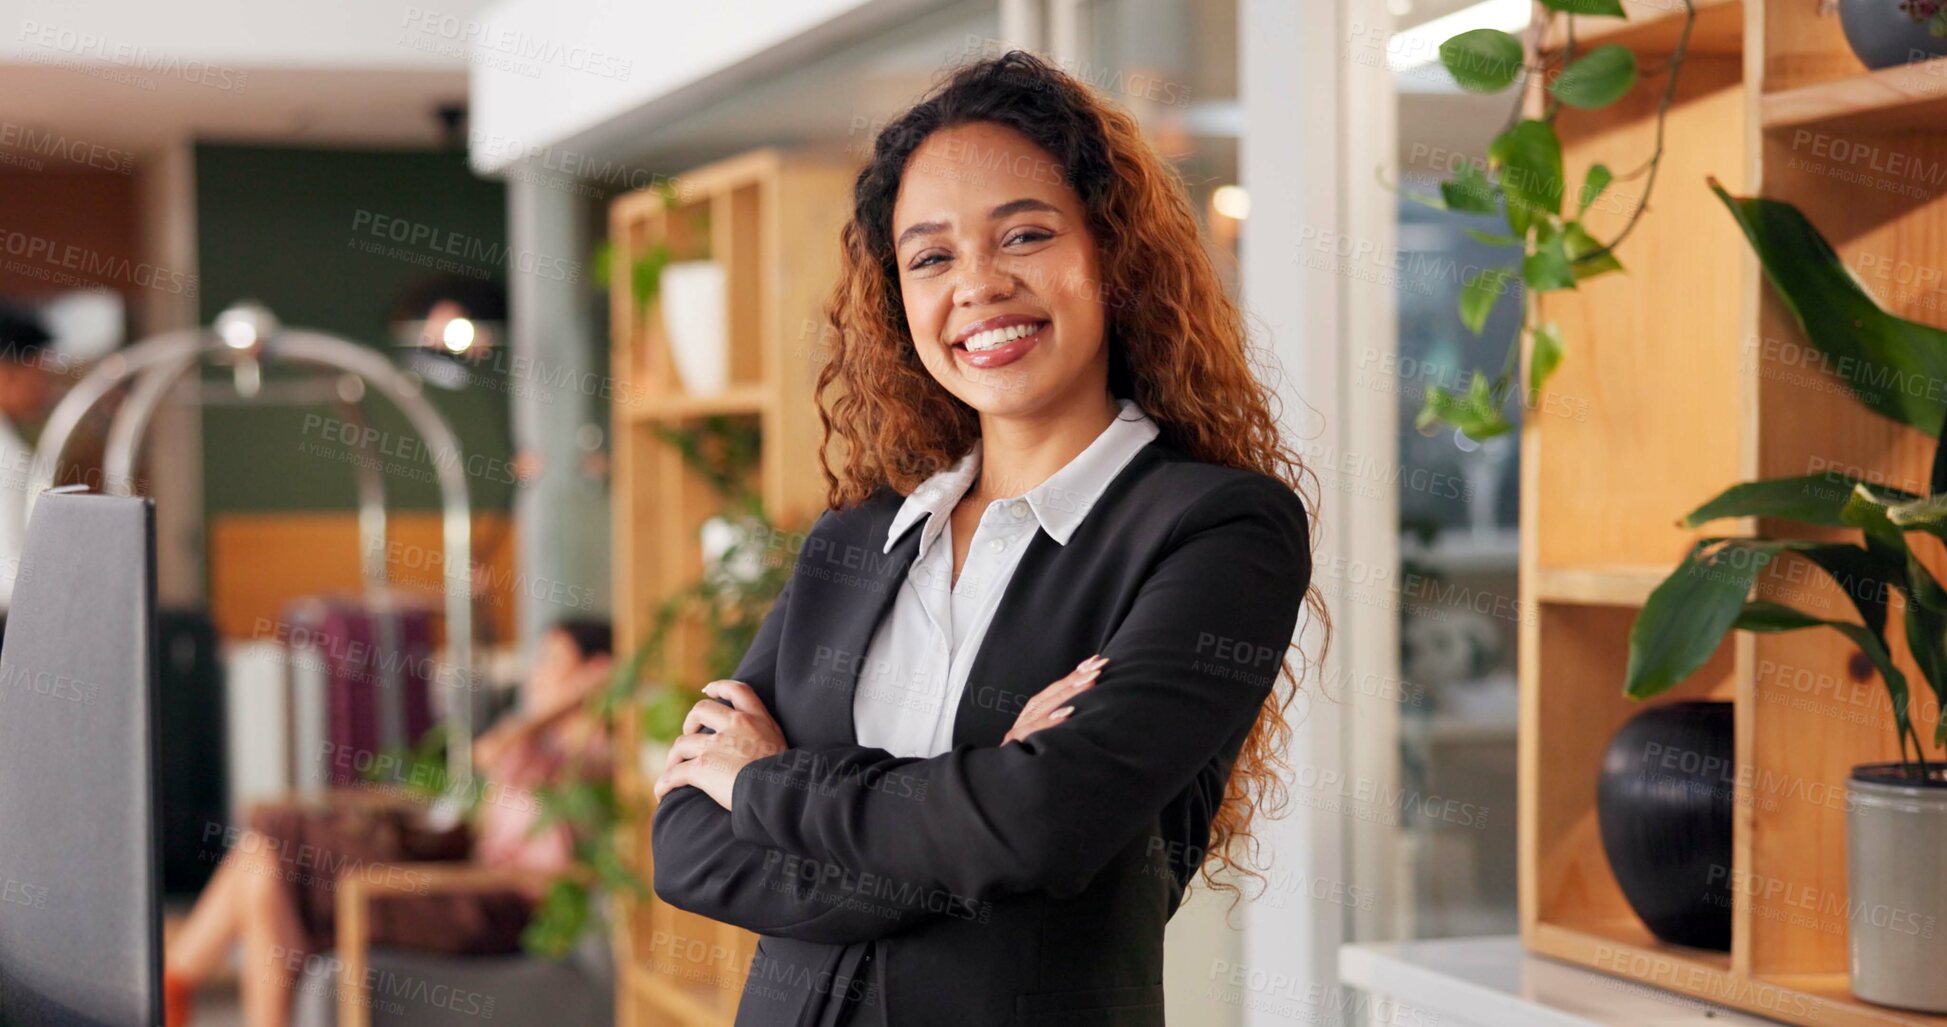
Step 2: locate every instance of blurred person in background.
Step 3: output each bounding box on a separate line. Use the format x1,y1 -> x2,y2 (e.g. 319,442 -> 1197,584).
0,304 -> 60,618
162,619 -> 616,1027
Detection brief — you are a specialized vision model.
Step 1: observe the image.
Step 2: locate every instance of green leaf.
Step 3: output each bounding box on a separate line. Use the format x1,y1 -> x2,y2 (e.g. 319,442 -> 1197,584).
1888,494 -> 1947,536
1627,539 -> 1778,699
1822,487 -> 1944,750
1577,163 -> 1614,215
1839,483 -> 1908,554
1529,322 -> 1563,398
1796,543 -> 1898,639
1439,28 -> 1527,93
1902,561 -> 1947,747
1524,234 -> 1577,292
1490,120 -> 1565,232
1442,162 -> 1500,214
521,878 -> 591,959
1539,0 -> 1626,14
1418,374 -> 1513,441
1563,222 -> 1624,280
1712,181 -> 1947,435
1732,600 -> 1830,633
1550,45 -> 1639,109
1682,474 -> 1917,530
1732,602 -> 1919,752
1465,228 -> 1523,246
1459,267 -> 1515,333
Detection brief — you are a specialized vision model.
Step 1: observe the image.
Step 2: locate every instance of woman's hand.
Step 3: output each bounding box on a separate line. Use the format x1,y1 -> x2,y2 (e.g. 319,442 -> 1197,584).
653,680 -> 788,809
1002,654 -> 1107,745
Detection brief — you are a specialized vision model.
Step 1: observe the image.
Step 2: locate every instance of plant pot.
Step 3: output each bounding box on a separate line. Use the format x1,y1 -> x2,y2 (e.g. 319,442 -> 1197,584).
1837,0 -> 1947,69
660,261 -> 728,396
702,515 -> 767,589
1847,763 -> 1947,1013
639,737 -> 673,784
1596,700 -> 1735,951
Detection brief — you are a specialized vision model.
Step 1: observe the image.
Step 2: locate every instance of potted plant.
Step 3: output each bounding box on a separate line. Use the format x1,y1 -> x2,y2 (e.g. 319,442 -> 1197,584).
1624,181 -> 1947,1011
522,416 -> 797,958
1837,0 -> 1947,69
1412,0 -> 1697,440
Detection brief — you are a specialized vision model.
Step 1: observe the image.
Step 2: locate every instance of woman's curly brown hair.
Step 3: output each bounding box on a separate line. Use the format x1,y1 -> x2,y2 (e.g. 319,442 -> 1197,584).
814,51 -> 1326,899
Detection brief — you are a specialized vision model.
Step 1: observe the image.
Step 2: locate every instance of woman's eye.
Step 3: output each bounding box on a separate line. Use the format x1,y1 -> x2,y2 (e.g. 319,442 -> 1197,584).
908,252 -> 947,271
1005,229 -> 1052,247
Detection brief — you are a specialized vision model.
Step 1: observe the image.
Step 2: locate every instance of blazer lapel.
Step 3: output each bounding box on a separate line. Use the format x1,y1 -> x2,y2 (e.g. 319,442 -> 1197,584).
790,499 -> 924,747
950,441 -> 1166,748
950,530 -> 1073,748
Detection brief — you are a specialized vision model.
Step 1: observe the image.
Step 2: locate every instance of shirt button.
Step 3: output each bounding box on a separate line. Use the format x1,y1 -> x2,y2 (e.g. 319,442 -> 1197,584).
1010,501 -> 1030,520
987,537 -> 1007,553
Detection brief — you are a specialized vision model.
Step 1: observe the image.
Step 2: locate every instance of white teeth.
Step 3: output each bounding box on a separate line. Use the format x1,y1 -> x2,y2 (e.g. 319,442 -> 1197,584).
962,322 -> 1042,352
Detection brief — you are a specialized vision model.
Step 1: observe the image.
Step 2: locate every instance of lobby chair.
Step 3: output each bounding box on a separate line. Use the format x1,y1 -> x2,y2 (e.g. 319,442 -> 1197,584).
289,863 -> 614,1027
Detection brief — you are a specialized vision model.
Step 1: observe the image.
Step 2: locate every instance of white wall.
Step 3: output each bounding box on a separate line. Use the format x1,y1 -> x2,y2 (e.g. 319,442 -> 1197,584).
1,0 -> 496,66
1239,0 -> 1399,1021
464,0 -> 950,174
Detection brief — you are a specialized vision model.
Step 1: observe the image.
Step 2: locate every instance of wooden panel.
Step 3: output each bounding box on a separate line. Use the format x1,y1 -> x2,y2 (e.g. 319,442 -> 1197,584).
1530,920 -> 1945,1025
609,148 -> 857,1026
1527,602 -> 1739,930
1532,565 -> 1670,606
1743,125 -> 1947,983
1764,56 -> 1947,134
207,511 -> 517,642
1543,0 -> 1745,58
1533,54 -> 1749,570
1757,0 -> 1867,93
1523,0 -> 1947,1017
723,184 -> 764,389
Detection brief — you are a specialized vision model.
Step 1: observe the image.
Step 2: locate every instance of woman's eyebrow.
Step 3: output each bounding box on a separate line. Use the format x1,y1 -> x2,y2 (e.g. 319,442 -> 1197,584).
896,198 -> 1060,249
896,219 -> 948,249
989,197 -> 1060,220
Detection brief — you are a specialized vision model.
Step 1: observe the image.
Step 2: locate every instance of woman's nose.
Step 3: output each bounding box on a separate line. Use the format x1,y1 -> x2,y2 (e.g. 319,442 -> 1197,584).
953,255 -> 1019,306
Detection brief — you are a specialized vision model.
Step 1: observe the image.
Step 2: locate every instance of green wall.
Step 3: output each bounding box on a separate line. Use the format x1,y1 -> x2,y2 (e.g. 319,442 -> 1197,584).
194,143 -> 515,514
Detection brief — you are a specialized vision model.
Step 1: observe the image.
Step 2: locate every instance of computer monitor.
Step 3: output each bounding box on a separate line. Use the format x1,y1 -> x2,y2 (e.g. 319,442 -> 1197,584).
0,488 -> 159,1026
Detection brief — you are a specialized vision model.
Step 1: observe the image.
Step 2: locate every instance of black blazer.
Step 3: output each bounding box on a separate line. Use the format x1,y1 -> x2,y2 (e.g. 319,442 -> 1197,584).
651,439 -> 1312,1027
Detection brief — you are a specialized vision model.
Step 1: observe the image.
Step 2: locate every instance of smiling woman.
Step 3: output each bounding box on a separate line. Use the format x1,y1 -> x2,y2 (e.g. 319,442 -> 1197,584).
648,51 -> 1322,1027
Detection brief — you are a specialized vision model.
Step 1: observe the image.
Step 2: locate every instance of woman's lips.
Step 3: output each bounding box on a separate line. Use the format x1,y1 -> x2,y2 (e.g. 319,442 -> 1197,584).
953,321 -> 1047,370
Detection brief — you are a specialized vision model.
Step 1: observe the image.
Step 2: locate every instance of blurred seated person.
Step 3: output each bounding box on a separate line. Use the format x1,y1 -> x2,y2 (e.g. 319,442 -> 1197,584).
0,303 -> 61,622
163,619 -> 616,1027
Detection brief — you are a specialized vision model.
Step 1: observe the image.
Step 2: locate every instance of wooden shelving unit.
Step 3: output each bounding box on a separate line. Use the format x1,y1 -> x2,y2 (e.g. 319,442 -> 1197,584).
607,147 -> 856,1027
1520,3 -> 1947,1024
1762,54 -> 1947,133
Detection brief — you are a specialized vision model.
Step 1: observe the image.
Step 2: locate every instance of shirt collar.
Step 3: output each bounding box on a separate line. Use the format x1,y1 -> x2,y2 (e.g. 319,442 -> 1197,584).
883,398 -> 1160,555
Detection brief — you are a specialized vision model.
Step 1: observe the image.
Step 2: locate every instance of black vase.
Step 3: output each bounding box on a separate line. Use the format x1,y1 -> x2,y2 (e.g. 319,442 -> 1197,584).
1595,700 -> 1734,951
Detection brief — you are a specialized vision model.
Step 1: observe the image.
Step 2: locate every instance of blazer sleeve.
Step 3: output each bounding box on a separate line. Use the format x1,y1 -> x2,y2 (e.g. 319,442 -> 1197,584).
650,531 -> 971,943
727,475 -> 1312,902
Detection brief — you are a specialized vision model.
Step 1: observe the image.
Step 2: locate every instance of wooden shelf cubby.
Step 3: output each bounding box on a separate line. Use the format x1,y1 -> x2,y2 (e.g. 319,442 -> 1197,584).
1521,2 -> 1947,1024
607,147 -> 857,1027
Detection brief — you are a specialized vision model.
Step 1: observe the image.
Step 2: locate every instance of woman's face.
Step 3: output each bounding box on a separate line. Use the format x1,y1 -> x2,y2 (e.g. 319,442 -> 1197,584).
891,121 -> 1109,420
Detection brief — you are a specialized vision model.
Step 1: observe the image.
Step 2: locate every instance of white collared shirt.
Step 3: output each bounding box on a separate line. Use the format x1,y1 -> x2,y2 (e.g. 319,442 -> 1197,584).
853,398 -> 1160,757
